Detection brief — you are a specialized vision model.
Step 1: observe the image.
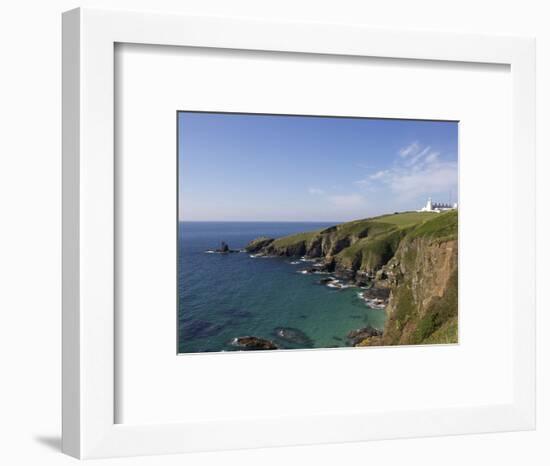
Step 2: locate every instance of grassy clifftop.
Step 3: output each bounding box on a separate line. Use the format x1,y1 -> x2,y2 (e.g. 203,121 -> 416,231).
246,210 -> 456,272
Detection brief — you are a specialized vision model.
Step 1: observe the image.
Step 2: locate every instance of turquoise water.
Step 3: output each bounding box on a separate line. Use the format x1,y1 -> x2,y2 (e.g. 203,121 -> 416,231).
178,222 -> 386,353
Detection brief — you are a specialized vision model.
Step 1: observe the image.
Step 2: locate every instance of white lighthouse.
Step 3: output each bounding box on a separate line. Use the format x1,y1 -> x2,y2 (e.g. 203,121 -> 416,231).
426,197 -> 433,211
417,197 -> 456,213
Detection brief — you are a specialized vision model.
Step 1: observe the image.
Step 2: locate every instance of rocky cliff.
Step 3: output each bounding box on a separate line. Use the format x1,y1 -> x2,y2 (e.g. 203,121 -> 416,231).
246,211 -> 458,345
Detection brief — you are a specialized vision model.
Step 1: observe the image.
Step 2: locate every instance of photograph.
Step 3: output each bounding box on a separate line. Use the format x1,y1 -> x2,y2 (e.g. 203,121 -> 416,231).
177,111 -> 458,353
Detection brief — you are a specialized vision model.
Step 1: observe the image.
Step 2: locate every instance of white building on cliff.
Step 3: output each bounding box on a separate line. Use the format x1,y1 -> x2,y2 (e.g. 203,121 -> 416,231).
418,197 -> 457,213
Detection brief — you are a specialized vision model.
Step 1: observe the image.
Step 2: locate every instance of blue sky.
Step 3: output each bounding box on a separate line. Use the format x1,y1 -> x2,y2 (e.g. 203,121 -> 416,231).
178,112 -> 458,222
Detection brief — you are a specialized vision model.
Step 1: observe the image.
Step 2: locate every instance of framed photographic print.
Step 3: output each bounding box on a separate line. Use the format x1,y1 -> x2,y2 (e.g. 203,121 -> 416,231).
62,8 -> 535,459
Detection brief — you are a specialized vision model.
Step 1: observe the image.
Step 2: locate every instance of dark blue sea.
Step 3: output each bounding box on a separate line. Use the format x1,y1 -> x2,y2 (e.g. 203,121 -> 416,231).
178,222 -> 386,353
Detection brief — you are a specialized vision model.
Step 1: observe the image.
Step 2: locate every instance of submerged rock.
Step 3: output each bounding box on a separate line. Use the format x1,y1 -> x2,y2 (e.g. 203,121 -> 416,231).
231,336 -> 279,350
273,327 -> 314,347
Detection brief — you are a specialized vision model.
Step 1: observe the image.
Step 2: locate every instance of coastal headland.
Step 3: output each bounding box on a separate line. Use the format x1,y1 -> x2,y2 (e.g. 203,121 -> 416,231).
244,210 -> 458,347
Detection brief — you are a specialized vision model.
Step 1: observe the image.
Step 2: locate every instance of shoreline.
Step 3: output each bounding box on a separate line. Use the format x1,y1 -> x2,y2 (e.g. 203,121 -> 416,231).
247,252 -> 390,311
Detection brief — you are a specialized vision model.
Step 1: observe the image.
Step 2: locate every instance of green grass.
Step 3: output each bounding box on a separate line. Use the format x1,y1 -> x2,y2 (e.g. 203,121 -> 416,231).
331,212 -> 452,271
269,211 -> 449,252
375,211 -> 439,227
393,285 -> 415,328
264,210 -> 456,264
271,230 -> 319,248
411,269 -> 458,344
408,210 -> 458,242
334,219 -> 388,237
330,211 -> 436,236
423,317 -> 458,344
381,284 -> 415,345
254,210 -> 457,273
337,227 -> 408,270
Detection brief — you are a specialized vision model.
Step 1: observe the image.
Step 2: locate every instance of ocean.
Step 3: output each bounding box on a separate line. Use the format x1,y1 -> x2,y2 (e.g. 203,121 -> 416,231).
178,221 -> 386,353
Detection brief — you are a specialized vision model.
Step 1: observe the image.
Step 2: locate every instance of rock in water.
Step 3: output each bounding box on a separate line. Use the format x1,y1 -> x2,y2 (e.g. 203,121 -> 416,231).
207,241 -> 238,254
358,286 -> 390,309
361,287 -> 390,300
347,325 -> 383,346
231,336 -> 279,350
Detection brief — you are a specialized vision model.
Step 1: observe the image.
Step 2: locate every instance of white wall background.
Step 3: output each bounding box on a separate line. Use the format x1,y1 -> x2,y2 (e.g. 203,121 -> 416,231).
0,1 -> 547,465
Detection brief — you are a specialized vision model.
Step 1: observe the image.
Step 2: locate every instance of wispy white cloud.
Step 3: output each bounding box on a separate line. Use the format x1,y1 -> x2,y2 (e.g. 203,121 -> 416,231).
405,146 -> 433,167
353,170 -> 388,188
388,162 -> 457,200
357,142 -> 457,202
399,141 -> 420,158
308,187 -> 325,195
310,141 -> 455,214
370,170 -> 389,180
424,151 -> 439,164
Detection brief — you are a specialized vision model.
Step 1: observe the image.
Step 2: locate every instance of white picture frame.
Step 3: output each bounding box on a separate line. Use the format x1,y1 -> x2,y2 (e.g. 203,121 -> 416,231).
62,7 -> 536,459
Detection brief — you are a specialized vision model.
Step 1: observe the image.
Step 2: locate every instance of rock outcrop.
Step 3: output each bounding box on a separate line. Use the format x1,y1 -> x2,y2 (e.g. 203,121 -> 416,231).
231,336 -> 279,350
377,236 -> 458,345
245,237 -> 274,253
206,241 -> 239,254
347,325 -> 383,346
